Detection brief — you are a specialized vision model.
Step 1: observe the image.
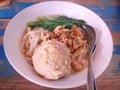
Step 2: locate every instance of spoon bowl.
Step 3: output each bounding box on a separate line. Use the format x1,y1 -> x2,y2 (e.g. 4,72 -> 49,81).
81,24 -> 97,90
81,24 -> 96,52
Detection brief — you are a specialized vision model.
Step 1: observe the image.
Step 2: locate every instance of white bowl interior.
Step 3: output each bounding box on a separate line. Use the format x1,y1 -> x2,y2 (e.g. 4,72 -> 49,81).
4,1 -> 113,89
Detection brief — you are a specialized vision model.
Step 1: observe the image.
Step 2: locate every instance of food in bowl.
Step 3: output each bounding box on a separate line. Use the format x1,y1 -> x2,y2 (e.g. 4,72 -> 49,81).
20,16 -> 89,80
33,40 -> 71,80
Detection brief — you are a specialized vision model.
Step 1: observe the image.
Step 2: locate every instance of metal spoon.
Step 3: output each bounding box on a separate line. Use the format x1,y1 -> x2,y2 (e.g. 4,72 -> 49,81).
81,24 -> 97,90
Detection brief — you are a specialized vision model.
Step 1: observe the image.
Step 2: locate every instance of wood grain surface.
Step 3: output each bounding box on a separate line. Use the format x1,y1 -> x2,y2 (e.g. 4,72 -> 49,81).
0,0 -> 120,90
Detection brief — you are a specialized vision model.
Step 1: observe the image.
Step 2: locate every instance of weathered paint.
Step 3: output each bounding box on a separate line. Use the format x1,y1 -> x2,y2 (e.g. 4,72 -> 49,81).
0,29 -> 4,36
114,45 -> 120,54
0,44 -> 17,76
0,2 -> 119,19
0,2 -> 36,18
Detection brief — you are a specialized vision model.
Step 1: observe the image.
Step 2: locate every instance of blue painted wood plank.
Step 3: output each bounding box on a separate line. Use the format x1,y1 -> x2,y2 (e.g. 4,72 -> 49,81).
105,21 -> 120,32
0,29 -> 4,36
86,6 -> 120,19
0,2 -> 120,20
0,44 -> 17,76
113,45 -> 120,55
0,2 -> 36,18
0,60 -> 17,76
0,45 -> 7,60
112,21 -> 120,31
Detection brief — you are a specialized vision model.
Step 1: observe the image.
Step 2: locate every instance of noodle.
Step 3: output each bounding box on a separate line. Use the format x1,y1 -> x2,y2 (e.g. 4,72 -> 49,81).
20,25 -> 89,72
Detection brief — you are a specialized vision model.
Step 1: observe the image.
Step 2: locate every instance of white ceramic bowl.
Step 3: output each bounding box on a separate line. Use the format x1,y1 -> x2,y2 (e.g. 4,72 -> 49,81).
4,1 -> 113,89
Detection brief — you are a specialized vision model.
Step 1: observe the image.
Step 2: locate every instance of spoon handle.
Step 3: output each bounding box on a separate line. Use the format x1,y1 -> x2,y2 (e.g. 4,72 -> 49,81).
87,53 -> 97,90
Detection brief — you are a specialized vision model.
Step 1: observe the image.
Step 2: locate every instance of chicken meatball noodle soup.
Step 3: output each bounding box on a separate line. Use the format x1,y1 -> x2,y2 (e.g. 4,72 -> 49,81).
20,16 -> 89,80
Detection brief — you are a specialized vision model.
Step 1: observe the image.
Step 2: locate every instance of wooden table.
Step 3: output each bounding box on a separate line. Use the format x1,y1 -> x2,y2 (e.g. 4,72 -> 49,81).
0,0 -> 120,90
